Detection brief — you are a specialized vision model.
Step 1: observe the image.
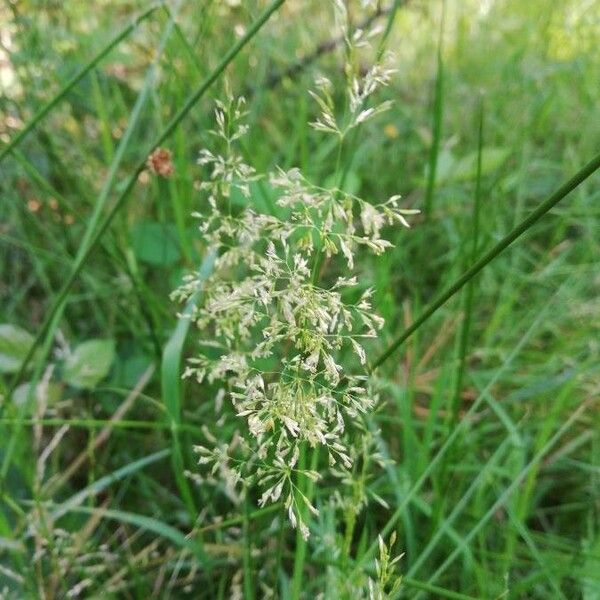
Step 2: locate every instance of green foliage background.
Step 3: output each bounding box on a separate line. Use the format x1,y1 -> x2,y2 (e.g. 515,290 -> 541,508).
1,0 -> 599,597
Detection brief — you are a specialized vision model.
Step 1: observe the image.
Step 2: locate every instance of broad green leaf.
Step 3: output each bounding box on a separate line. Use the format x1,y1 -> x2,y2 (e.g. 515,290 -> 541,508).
131,221 -> 181,266
63,339 -> 115,389
0,324 -> 34,374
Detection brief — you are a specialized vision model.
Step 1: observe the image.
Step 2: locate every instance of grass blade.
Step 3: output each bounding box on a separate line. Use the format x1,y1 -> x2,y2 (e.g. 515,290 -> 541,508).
370,150 -> 600,372
423,0 -> 445,219
53,504 -> 206,561
449,101 -> 484,428
162,252 -> 216,519
49,449 -> 171,522
7,0 -> 285,396
0,3 -> 161,163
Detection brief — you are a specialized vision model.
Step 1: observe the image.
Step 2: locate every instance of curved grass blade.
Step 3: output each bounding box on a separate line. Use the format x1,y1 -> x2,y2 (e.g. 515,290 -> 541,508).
49,449 -> 171,522
162,252 -> 216,519
6,0 -> 285,397
358,285 -> 565,566
0,0 -> 187,478
0,3 -> 161,163
370,150 -> 600,372
53,504 -> 206,562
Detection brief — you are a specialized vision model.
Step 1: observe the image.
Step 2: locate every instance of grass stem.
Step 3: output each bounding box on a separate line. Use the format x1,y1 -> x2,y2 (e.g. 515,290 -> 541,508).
370,150 -> 600,372
0,3 -> 162,163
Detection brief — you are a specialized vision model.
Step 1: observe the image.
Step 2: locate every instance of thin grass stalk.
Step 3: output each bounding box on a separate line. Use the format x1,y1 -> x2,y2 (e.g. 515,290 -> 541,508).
359,282 -> 571,565
423,0 -> 445,219
0,3 -> 162,163
6,0 -> 286,398
421,399 -> 590,592
290,444 -> 308,600
291,446 -> 319,600
370,150 -> 600,372
449,100 -> 484,429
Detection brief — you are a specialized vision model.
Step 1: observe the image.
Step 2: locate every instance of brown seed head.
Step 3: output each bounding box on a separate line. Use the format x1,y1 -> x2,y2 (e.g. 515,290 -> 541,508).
147,148 -> 174,178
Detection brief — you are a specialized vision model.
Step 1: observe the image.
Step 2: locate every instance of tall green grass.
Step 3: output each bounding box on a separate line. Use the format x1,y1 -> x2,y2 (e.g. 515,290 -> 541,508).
1,0 -> 599,597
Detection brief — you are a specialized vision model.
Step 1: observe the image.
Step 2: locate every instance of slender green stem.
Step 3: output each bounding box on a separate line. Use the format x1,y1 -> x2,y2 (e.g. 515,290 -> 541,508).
0,3 -> 162,163
291,446 -> 319,600
273,509 -> 286,595
449,100 -> 484,429
6,0 -> 286,397
423,0 -> 445,219
376,0 -> 406,61
242,495 -> 256,600
358,287 -> 573,566
161,252 -> 215,532
290,445 -> 307,600
370,150 -> 600,372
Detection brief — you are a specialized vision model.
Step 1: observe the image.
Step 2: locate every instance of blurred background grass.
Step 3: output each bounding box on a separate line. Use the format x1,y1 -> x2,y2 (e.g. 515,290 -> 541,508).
1,0 -> 599,597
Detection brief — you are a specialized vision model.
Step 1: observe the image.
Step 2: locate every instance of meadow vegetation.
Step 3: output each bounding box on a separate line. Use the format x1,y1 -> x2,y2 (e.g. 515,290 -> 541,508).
1,0 -> 599,598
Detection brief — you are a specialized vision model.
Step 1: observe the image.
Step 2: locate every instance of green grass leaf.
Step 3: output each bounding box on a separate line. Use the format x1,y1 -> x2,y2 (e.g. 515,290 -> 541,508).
162,251 -> 215,519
